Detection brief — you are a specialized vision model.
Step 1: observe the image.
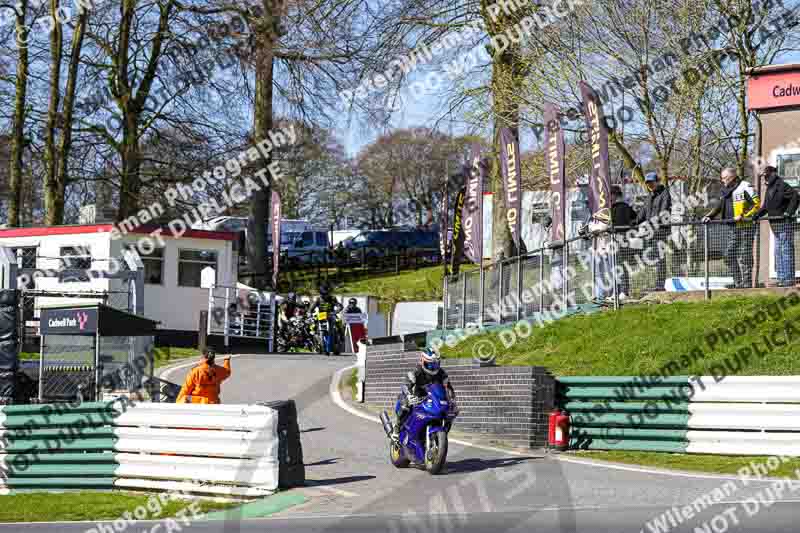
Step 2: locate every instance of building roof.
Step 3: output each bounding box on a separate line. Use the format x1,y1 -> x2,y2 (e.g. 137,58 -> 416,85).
0,223 -> 237,241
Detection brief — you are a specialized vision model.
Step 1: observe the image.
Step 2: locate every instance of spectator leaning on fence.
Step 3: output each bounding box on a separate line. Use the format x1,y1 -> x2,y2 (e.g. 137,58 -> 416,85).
754,165 -> 799,287
176,348 -> 232,404
702,167 -> 761,289
588,185 -> 637,302
636,172 -> 672,291
611,186 -> 637,299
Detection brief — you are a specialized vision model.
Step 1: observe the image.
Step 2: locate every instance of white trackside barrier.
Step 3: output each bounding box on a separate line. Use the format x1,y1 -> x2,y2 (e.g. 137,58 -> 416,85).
686,376 -> 800,456
692,376 -> 800,403
112,403 -> 281,495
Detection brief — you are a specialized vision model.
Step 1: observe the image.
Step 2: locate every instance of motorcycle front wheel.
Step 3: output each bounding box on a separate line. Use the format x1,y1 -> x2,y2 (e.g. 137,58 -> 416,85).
389,441 -> 410,468
425,431 -> 448,475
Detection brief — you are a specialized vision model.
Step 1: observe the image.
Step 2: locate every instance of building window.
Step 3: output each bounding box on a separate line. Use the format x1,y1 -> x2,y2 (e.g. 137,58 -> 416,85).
59,246 -> 92,282
127,245 -> 164,285
779,154 -> 800,180
178,249 -> 217,287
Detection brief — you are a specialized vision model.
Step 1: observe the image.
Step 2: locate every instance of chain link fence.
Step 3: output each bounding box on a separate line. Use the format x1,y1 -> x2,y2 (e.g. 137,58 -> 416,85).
443,217 -> 800,327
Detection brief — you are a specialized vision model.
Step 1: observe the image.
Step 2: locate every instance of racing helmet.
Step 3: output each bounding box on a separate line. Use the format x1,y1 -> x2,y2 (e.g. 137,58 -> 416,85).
286,292 -> 297,304
420,348 -> 441,375
348,298 -> 357,307
319,282 -> 331,297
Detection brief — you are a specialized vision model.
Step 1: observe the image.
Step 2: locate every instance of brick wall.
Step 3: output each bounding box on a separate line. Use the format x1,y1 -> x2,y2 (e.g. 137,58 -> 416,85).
364,342 -> 556,449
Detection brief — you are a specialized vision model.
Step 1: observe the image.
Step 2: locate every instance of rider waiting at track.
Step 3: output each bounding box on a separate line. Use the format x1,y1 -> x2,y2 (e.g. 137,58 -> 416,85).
344,298 -> 362,314
392,349 -> 455,439
308,283 -> 343,316
278,292 -> 299,334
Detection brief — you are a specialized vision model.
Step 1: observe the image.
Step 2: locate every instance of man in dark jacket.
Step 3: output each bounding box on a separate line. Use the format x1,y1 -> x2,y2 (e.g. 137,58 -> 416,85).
636,172 -> 672,291
611,186 -> 637,298
755,166 -> 799,286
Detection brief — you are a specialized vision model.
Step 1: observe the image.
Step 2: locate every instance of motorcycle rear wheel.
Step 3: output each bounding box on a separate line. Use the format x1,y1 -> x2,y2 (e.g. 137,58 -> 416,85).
425,431 -> 448,475
390,441 -> 410,468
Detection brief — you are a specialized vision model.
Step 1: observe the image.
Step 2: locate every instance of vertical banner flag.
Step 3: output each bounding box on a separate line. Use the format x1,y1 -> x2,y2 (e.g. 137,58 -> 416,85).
499,127 -> 522,251
462,145 -> 485,264
440,176 -> 449,273
544,103 -> 567,242
449,180 -> 467,277
271,190 -> 281,289
580,81 -> 612,224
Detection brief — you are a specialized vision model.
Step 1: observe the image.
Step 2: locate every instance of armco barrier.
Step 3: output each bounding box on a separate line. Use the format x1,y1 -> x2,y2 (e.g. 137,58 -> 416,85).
364,342 -> 556,449
560,376 -> 800,455
0,400 -> 304,496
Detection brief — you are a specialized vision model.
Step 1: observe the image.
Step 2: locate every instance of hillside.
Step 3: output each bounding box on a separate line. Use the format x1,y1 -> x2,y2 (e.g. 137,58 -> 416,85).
440,293 -> 800,377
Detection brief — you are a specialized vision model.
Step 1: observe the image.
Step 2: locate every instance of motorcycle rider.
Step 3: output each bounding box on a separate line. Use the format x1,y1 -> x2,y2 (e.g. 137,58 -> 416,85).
392,348 -> 455,440
276,293 -> 298,349
278,293 -> 298,328
344,298 -> 362,314
309,283 -> 343,353
309,283 -> 342,315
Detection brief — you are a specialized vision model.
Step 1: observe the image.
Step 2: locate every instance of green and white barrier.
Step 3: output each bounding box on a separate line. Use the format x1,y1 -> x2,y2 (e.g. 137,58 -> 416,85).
560,376 -> 800,455
0,401 -> 300,496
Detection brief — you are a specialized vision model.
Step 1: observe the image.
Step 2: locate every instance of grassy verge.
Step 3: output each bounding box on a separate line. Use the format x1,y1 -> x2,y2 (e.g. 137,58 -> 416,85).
329,266 -> 445,302
152,347 -> 200,370
0,491 -> 238,523
347,368 -> 358,400
576,451 -> 800,478
440,294 -> 800,376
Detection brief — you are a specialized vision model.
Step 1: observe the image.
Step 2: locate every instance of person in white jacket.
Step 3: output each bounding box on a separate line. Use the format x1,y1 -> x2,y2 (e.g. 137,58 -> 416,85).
588,186 -> 636,302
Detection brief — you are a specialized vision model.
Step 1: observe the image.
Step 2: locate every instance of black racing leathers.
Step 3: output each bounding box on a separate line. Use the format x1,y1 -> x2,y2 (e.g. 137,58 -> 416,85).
395,366 -> 455,427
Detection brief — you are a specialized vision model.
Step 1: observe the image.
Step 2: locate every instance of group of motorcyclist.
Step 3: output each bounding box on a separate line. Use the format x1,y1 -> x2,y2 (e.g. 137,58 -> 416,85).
276,282 -> 363,355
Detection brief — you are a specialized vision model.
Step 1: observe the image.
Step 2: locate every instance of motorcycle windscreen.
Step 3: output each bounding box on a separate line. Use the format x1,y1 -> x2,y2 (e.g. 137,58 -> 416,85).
422,383 -> 449,416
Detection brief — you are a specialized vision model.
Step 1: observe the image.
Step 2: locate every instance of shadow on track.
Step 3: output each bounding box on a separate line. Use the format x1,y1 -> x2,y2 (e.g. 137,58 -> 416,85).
443,456 -> 538,474
305,475 -> 377,487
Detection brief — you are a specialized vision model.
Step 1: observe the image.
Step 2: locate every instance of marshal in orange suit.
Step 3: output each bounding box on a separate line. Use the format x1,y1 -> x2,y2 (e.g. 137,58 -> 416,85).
176,348 -> 232,404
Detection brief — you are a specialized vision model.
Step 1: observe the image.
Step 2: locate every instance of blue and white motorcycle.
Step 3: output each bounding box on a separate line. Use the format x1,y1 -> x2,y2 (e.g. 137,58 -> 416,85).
380,382 -> 458,475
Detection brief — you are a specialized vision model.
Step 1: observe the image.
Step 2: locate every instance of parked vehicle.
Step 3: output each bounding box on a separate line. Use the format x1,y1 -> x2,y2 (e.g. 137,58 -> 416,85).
286,230 -> 331,265
342,229 -> 439,260
380,382 -> 458,475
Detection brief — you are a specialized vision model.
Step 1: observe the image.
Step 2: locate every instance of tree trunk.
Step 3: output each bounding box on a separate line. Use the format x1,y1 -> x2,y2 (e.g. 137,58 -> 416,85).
118,113 -> 142,220
490,55 -> 521,260
44,0 -> 64,225
246,0 -> 275,290
735,72 -> 750,179
52,10 -> 89,224
9,0 -> 29,227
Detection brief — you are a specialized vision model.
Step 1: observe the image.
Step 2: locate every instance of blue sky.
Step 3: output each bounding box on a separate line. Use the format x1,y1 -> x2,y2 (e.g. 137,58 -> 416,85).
337,47 -> 800,157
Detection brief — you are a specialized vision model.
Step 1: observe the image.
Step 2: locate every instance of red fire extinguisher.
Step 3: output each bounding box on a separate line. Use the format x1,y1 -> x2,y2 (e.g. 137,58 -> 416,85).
548,409 -> 570,451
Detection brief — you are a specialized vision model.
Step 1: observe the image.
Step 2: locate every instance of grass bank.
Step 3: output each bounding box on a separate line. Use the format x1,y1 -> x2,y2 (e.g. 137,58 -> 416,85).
0,491 -> 237,523
440,294 -> 800,376
576,451 -> 800,478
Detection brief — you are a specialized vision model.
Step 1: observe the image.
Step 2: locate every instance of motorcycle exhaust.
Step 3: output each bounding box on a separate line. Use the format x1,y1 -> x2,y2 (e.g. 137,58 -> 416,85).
380,411 -> 394,437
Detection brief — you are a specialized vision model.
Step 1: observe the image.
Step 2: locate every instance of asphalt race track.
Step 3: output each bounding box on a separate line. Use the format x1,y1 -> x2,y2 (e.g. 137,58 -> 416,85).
6,354 -> 800,533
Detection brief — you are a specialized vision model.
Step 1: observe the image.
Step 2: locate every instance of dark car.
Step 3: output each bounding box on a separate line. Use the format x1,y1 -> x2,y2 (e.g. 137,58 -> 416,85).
342,230 -> 440,260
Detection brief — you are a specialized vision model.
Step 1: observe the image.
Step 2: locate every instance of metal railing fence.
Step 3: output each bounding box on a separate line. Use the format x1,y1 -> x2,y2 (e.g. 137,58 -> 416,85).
443,216 -> 798,328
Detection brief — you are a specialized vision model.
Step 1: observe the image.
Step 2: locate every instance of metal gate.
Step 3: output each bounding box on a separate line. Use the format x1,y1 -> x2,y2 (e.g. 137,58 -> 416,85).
208,284 -> 276,350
